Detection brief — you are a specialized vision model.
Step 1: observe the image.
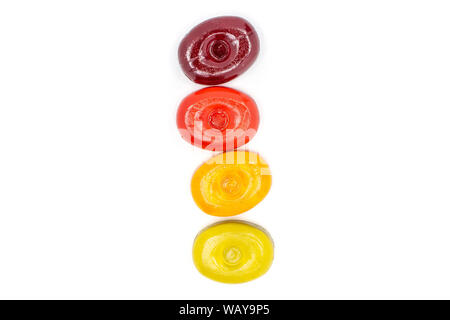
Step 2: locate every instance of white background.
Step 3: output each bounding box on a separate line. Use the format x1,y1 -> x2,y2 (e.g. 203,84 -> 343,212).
0,0 -> 449,299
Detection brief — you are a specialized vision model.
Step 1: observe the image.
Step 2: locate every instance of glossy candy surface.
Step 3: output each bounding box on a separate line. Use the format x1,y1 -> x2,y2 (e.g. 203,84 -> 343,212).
178,16 -> 259,85
177,87 -> 259,151
191,151 -> 271,216
193,221 -> 274,283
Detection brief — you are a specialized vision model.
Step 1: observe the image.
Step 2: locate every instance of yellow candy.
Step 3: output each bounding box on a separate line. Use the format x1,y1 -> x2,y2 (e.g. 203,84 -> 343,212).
191,151 -> 271,217
193,221 -> 274,284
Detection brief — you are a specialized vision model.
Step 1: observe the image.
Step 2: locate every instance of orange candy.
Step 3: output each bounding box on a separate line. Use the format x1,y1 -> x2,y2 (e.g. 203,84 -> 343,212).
191,151 -> 271,217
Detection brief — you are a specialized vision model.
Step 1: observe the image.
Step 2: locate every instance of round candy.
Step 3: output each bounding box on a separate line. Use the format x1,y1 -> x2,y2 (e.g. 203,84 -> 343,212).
191,151 -> 271,216
177,87 -> 259,151
193,221 -> 274,283
178,16 -> 260,85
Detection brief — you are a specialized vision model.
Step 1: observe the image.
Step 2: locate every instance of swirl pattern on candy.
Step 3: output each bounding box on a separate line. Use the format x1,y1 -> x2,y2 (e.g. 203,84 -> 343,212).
178,16 -> 260,85
193,221 -> 274,284
177,87 -> 259,151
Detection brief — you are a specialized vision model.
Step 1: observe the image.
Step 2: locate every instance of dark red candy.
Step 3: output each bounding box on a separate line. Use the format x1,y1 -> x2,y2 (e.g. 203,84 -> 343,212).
178,16 -> 260,85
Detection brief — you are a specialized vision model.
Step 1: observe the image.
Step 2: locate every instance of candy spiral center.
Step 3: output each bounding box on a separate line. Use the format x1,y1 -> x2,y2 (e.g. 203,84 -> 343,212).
221,175 -> 243,197
209,39 -> 231,62
223,246 -> 242,266
208,108 -> 229,130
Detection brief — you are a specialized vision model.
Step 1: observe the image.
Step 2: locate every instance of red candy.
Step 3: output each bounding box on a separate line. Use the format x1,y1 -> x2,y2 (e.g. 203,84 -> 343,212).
178,16 -> 260,85
177,87 -> 259,151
